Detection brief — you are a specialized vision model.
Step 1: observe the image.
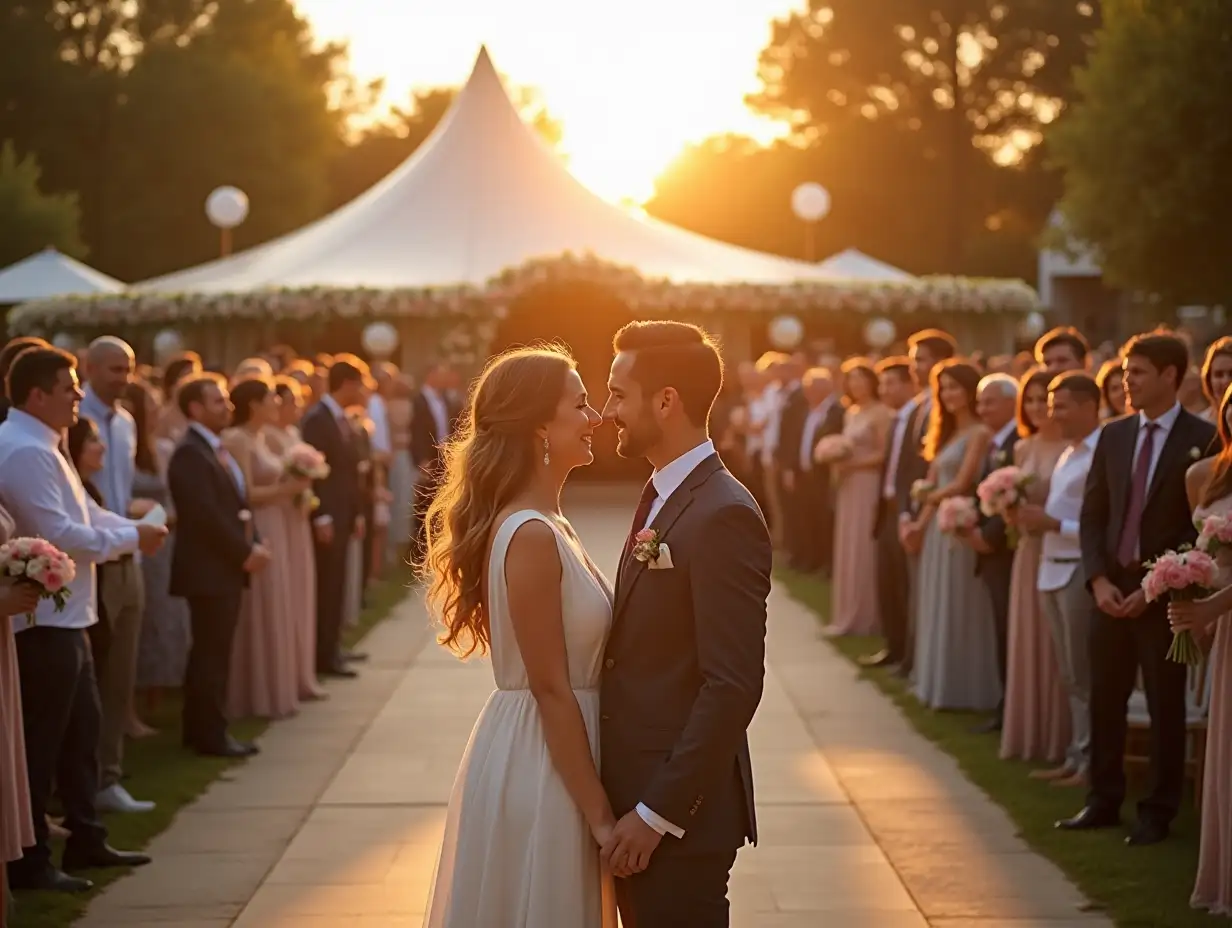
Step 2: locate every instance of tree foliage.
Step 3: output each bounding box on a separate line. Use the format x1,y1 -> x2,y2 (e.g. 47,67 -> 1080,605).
1050,0 -> 1232,303
0,141 -> 86,268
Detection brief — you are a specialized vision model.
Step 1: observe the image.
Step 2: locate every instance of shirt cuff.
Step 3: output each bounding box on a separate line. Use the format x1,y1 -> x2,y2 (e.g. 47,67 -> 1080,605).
1060,518 -> 1080,540
636,802 -> 684,839
313,514 -> 333,527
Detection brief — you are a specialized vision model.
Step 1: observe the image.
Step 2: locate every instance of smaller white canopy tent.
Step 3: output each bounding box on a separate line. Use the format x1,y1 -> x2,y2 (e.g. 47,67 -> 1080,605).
0,248 -> 124,303
815,248 -> 913,282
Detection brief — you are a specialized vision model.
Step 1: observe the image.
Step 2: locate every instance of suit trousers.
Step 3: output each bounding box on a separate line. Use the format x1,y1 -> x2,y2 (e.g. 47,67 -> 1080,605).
315,531 -> 350,669
182,592 -> 242,751
980,554 -> 1013,709
1039,567 -> 1094,773
7,628 -> 107,884
615,849 -> 739,928
875,500 -> 910,663
1087,565 -> 1188,825
97,557 -> 144,788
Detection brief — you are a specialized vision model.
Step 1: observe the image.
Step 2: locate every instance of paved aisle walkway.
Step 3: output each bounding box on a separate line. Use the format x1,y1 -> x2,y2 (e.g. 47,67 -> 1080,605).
79,489 -> 1110,928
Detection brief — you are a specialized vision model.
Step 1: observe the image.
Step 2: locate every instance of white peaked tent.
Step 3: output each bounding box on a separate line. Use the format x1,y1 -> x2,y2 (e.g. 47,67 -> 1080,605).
815,248 -> 913,283
138,47 -> 860,293
0,248 -> 124,303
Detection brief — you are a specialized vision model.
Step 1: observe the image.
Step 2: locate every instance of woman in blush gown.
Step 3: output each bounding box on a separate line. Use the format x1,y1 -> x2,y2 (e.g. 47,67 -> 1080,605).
902,359 -> 1002,711
1170,385 -> 1232,917
223,377 -> 313,720
420,345 -> 616,928
1200,338 -> 1232,426
827,359 -> 891,637
998,369 -> 1071,768
268,377 -> 326,701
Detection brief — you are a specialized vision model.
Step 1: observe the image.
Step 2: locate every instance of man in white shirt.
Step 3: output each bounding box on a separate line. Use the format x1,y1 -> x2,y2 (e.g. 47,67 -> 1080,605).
1017,372 -> 1103,786
791,368 -> 844,572
0,346 -> 165,892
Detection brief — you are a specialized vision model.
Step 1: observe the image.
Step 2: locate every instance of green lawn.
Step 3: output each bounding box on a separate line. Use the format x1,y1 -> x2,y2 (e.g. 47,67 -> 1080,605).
9,576 -> 411,928
778,566 -> 1213,928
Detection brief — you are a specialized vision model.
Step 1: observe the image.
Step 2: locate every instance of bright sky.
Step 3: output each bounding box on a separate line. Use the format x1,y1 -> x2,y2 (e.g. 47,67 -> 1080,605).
294,0 -> 801,204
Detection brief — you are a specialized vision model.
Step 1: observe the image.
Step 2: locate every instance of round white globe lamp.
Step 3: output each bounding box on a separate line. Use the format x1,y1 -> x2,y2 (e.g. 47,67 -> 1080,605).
205,186 -> 249,256
863,317 -> 897,350
792,182 -> 831,262
768,314 -> 805,351
1018,310 -> 1047,340
152,328 -> 184,362
361,321 -> 399,359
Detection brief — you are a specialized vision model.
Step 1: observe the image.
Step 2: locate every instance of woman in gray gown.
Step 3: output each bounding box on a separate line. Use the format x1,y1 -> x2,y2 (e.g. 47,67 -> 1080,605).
902,359 -> 1002,711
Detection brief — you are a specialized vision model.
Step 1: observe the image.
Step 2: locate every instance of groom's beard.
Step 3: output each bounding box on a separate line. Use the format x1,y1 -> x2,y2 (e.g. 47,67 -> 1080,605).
614,418 -> 662,459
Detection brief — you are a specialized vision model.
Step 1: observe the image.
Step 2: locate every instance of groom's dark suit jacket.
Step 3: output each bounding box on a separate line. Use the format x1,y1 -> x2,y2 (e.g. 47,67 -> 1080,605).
600,454 -> 772,855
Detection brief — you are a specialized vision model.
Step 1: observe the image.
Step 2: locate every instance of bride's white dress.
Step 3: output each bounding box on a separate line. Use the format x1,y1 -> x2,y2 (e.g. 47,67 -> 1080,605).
423,510 -> 619,928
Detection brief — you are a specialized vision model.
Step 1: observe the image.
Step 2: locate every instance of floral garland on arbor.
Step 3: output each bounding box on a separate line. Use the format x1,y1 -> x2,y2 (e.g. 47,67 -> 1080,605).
5,252 -> 1039,336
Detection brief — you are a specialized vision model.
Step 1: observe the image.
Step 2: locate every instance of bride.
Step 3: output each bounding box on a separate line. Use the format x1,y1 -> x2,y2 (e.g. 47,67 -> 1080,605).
418,344 -> 618,927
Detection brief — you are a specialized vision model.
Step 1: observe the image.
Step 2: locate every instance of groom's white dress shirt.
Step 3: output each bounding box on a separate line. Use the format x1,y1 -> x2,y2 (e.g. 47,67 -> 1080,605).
631,438 -> 716,839
0,409 -> 141,632
1038,427 -> 1100,592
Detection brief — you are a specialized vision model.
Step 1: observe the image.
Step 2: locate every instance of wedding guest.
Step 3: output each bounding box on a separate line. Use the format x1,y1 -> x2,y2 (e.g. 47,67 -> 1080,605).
0,346 -> 160,892
269,378 -> 327,701
64,418 -> 113,693
1200,337 -> 1232,426
156,351 -> 203,444
385,374 -> 416,567
223,377 -> 308,720
774,357 -> 809,565
1035,327 -> 1090,376
0,503 -> 41,914
1017,373 -> 1104,786
997,369 -> 1070,765
79,337 -> 157,814
1181,365 -> 1210,417
964,373 -> 1020,732
1060,331 -> 1216,845
302,359 -> 368,678
793,368 -> 844,573
861,356 -> 917,669
411,362 -> 457,565
168,374 -> 270,757
904,359 -> 1000,711
124,380 -> 191,711
1096,357 -> 1127,419
827,359 -> 890,636
0,337 -> 49,424
1169,384 -> 1232,914
233,357 -> 274,381
343,408 -> 374,628
367,363 -> 397,574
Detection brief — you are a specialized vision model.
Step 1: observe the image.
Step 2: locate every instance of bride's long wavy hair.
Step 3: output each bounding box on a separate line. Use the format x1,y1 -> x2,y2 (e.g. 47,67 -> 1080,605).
418,344 -> 577,657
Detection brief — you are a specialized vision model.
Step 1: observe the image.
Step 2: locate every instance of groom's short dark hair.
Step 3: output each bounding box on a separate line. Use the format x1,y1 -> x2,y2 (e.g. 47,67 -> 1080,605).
613,321 -> 723,428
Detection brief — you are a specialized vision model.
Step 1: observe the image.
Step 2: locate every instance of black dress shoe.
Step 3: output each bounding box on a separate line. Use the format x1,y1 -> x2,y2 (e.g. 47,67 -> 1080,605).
341,649 -> 369,663
1126,821 -> 1169,846
8,867 -> 94,892
62,844 -> 152,871
197,738 -> 259,759
1055,806 -> 1120,831
858,650 -> 899,668
321,662 -> 358,678
971,716 -> 1003,734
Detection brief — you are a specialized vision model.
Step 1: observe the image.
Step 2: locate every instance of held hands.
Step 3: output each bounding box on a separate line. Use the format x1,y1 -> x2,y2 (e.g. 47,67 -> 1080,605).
1092,577 -> 1128,617
963,529 -> 993,555
599,809 -> 663,878
0,578 -> 42,617
283,475 -> 313,497
353,515 -> 366,540
313,520 -> 335,546
136,523 -> 169,555
1169,596 -> 1222,633
1014,504 -> 1051,534
128,498 -> 158,519
242,543 -> 272,573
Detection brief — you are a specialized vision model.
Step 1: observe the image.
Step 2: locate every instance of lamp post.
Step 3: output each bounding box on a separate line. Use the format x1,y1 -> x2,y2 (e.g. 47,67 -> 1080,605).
205,186 -> 249,257
791,182 -> 831,261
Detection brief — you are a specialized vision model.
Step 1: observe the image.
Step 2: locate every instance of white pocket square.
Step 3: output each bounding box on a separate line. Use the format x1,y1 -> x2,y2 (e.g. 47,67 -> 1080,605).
648,543 -> 674,569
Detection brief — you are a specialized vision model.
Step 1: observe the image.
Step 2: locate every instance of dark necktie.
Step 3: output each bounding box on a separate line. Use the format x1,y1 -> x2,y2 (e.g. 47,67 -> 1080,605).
621,480 -> 658,565
1116,422 -> 1158,567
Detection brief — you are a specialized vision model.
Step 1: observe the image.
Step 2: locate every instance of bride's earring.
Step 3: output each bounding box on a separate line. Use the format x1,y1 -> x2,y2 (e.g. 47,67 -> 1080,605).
543,438 -> 550,466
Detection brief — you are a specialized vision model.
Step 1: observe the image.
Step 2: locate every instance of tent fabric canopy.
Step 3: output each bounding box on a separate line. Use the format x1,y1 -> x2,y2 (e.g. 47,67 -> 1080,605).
815,248 -> 913,282
136,47 -> 887,294
0,248 -> 124,303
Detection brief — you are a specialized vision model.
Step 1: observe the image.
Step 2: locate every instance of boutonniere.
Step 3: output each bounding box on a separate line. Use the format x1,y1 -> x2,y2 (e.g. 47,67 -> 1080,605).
632,528 -> 674,570
993,450 -> 1008,467
1189,446 -> 1203,461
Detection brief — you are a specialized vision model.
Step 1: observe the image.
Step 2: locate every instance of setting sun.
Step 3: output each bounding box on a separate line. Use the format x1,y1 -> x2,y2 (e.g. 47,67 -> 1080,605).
294,0 -> 798,204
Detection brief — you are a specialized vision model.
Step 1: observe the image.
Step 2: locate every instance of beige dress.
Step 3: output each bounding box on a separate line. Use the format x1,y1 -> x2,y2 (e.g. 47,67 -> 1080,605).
1000,437 -> 1071,763
1192,494 -> 1232,916
423,510 -> 617,928
226,431 -> 300,720
0,504 -> 34,862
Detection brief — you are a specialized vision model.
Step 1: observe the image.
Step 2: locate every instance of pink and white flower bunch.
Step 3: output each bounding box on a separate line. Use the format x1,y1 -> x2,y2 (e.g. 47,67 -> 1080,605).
1141,548 -> 1219,664
937,497 -> 978,535
1195,513 -> 1232,557
283,443 -> 329,511
813,434 -> 854,465
976,465 -> 1034,548
0,537 -> 76,621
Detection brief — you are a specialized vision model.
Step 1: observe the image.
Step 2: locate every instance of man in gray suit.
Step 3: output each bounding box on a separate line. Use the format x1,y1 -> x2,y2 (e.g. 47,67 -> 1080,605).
599,321 -> 773,928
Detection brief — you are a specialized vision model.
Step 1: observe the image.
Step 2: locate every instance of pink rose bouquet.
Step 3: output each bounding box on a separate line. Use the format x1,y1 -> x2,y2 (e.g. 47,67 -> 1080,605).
813,434 -> 854,465
0,537 -> 76,624
283,442 -> 329,511
976,465 -> 1034,548
1195,513 -> 1232,557
1141,548 -> 1219,664
937,497 -> 978,535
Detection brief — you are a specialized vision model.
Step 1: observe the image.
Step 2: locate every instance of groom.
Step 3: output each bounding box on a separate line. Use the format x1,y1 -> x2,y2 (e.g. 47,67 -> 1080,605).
599,321 -> 772,927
